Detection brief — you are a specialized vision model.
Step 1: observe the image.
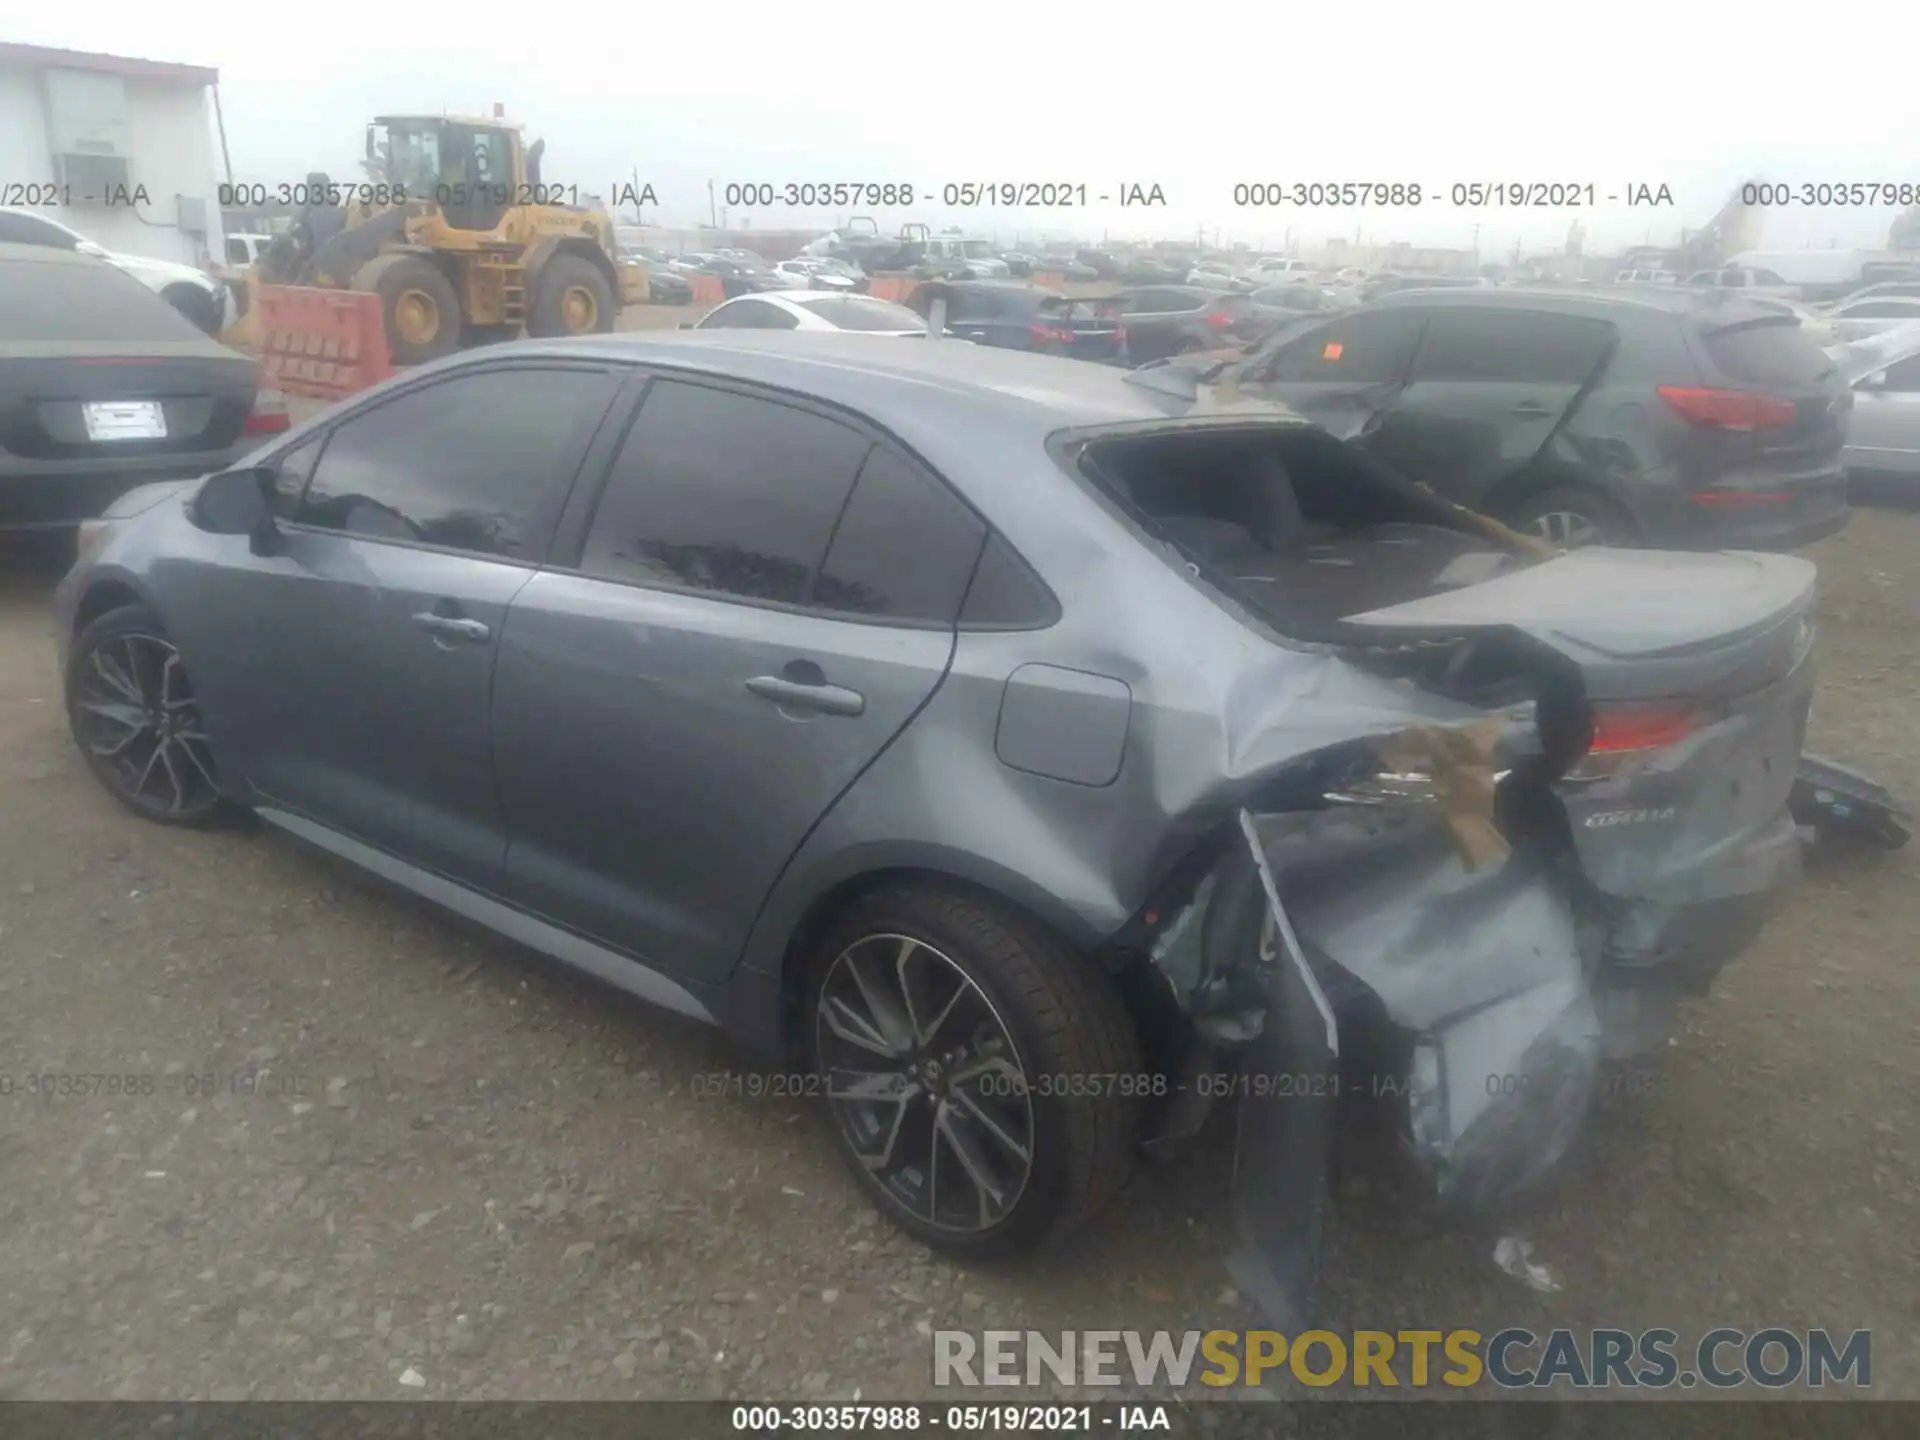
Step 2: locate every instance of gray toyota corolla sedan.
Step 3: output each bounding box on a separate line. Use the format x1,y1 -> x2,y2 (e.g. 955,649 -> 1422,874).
54,332 -> 1815,1324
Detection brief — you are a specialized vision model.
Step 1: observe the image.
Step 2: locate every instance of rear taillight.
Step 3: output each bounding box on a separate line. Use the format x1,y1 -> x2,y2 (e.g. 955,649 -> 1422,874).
1029,322 -> 1076,345
1566,703 -> 1701,779
1657,385 -> 1797,431
243,392 -> 290,435
1204,309 -> 1235,328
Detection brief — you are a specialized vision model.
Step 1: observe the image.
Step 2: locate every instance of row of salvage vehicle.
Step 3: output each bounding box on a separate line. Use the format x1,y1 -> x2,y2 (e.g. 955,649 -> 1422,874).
3,232 -> 1911,1329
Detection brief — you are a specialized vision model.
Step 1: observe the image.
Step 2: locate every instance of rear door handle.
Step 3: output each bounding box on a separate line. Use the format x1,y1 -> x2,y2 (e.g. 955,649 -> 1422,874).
411,612 -> 491,643
1510,401 -> 1555,418
745,675 -> 866,717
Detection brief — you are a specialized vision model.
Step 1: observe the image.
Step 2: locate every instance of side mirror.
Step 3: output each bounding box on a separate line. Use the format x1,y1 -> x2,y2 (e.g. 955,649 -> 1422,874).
193,466 -> 278,553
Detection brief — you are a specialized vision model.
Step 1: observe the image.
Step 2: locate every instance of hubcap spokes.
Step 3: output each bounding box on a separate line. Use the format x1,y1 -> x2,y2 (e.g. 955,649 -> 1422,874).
1530,510 -> 1603,549
75,634 -> 218,814
817,934 -> 1035,1233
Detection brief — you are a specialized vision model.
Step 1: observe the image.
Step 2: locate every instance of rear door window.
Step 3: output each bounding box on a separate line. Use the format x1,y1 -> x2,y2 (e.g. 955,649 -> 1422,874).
1267,309 -> 1425,383
813,447 -> 987,623
580,380 -> 870,606
1411,309 -> 1615,384
1702,319 -> 1836,386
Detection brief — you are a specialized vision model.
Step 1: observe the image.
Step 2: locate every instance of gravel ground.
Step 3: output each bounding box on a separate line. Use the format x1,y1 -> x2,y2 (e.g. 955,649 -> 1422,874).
0,464 -> 1914,1403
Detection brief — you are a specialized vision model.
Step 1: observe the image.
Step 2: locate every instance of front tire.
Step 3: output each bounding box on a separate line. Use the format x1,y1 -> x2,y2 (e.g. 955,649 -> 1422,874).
528,254 -> 616,337
65,604 -> 234,826
804,886 -> 1143,1258
367,255 -> 462,365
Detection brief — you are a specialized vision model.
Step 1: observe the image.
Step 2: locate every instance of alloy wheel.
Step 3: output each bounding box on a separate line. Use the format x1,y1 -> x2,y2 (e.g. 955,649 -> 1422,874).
72,633 -> 221,817
815,933 -> 1036,1234
1527,509 -> 1606,548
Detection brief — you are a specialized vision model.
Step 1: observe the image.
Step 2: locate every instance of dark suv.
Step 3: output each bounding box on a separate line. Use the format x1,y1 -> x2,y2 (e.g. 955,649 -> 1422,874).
1225,286 -> 1852,547
906,281 -> 1121,362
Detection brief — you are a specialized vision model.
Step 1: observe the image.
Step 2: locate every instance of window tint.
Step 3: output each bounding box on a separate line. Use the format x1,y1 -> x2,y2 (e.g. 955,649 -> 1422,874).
268,434 -> 325,519
944,288 -> 1005,321
1703,320 -> 1836,385
295,367 -> 613,557
1753,269 -> 1787,285
1411,309 -> 1614,384
796,296 -> 925,331
0,257 -> 197,342
581,381 -> 870,605
1268,310 -> 1424,383
960,533 -> 1058,629
814,447 -> 986,622
0,212 -> 78,249
226,237 -> 250,264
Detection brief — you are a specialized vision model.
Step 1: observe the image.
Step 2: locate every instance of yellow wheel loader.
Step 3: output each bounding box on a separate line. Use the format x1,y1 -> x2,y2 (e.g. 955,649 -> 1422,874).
252,114 -> 644,364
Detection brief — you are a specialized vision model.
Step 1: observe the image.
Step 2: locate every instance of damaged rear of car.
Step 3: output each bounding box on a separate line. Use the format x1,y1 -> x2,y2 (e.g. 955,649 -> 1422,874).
1060,412 -> 1815,1326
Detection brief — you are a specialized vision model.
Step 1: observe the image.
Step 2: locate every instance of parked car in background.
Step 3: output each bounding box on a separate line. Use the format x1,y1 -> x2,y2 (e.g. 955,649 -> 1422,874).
1186,260 -> 1256,293
1000,251 -> 1037,278
1611,268 -> 1681,286
0,207 -> 235,337
1824,294 -> 1920,341
669,252 -> 718,275
1253,257 -> 1315,283
1095,287 -> 1258,363
644,268 -> 695,305
688,257 -> 789,298
1830,323 -> 1920,491
223,233 -> 273,269
1039,254 -> 1100,282
774,259 -> 860,293
1827,280 -> 1920,308
1075,249 -> 1119,280
1208,285 -> 1851,549
924,234 -> 1010,278
691,292 -> 931,335
1117,255 -> 1186,284
905,280 -> 1120,361
1682,265 -> 1798,299
0,243 -> 285,532
716,248 -> 772,266
1243,283 -> 1346,334
53,328 -> 1823,1328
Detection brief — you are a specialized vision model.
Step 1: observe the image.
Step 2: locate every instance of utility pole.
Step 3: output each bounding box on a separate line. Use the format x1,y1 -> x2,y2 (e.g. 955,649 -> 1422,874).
707,179 -> 717,228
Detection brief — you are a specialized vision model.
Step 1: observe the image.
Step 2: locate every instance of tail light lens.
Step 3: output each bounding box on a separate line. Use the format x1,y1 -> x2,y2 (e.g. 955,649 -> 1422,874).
1565,703 -> 1701,779
1657,385 -> 1797,431
243,391 -> 291,436
1205,309 -> 1235,328
1030,322 -> 1077,345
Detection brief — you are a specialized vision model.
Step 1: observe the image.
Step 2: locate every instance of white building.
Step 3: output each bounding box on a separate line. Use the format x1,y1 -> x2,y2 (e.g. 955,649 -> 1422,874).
0,41 -> 227,270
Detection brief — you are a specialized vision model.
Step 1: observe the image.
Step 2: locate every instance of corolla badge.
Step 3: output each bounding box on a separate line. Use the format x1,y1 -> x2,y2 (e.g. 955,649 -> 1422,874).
1584,807 -> 1678,828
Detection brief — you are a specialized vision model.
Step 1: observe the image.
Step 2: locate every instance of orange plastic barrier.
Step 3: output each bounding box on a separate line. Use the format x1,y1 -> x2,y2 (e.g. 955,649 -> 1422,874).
866,273 -> 919,305
255,284 -> 395,399
689,274 -> 726,306
1030,270 -> 1064,288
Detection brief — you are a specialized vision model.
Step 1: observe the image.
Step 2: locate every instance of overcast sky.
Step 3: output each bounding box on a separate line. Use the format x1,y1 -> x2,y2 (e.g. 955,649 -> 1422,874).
20,3 -> 1916,258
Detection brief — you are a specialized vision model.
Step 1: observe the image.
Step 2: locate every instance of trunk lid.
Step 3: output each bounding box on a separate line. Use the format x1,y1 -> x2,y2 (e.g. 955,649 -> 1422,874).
0,351 -> 259,463
1342,547 -> 1816,701
1344,546 -> 1814,906
1035,296 -> 1122,361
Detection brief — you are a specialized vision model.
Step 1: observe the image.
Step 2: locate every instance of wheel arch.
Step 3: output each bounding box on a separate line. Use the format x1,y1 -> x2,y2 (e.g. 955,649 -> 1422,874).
1478,459 -> 1637,534
526,235 -> 618,296
757,850 -> 1121,1051
71,573 -> 157,639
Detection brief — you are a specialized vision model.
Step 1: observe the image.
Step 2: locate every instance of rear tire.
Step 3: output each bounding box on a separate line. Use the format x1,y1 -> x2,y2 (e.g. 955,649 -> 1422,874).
368,255 -> 462,365
528,254 -> 616,338
804,885 -> 1143,1258
1502,484 -> 1636,549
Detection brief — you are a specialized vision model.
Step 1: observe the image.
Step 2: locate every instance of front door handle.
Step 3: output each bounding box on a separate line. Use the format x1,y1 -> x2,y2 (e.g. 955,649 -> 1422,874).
411,612 -> 490,644
1510,401 -> 1555,418
745,675 -> 866,717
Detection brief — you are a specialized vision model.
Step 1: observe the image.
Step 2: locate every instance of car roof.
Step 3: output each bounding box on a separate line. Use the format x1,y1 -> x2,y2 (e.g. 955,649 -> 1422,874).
1373,283 -> 1787,324
461,330 -> 1305,438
